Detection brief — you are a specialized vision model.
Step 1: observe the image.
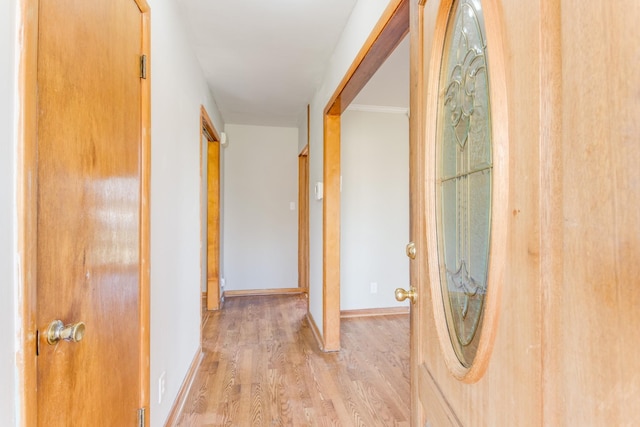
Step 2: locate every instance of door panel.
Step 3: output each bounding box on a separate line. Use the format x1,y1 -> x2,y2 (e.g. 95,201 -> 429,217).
543,1 -> 640,424
36,0 -> 144,424
413,0 -> 543,424
410,0 -> 640,425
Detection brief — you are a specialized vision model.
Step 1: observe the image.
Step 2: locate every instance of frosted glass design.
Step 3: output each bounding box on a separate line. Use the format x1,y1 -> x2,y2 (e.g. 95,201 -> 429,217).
436,0 -> 492,367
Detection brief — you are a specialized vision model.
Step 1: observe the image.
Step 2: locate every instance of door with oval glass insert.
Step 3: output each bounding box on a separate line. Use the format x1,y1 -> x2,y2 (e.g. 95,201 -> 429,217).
409,0 -> 640,425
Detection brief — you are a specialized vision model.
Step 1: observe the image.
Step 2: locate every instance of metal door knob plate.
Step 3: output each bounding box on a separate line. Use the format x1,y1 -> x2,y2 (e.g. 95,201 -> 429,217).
395,287 -> 417,304
46,320 -> 86,345
406,242 -> 416,259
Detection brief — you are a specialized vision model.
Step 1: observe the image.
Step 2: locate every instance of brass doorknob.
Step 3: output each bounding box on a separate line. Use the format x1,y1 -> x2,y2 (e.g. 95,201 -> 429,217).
45,320 -> 86,345
406,242 -> 416,259
395,287 -> 417,304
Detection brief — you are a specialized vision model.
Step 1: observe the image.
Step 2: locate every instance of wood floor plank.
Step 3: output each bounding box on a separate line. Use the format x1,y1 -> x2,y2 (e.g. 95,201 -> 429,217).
175,294 -> 409,426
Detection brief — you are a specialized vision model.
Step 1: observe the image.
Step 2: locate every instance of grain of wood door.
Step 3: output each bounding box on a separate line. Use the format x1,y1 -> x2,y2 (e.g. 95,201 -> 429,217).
409,0 -> 640,425
36,0 -> 147,425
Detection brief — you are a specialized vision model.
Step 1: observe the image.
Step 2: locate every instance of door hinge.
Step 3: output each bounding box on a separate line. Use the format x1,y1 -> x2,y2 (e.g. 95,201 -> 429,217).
36,329 -> 40,356
140,54 -> 147,79
138,407 -> 146,427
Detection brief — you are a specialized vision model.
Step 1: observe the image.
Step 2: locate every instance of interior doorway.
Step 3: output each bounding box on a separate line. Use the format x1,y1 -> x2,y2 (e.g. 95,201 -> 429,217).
322,0 -> 410,351
200,107 -> 221,314
339,36 -> 410,318
298,143 -> 309,292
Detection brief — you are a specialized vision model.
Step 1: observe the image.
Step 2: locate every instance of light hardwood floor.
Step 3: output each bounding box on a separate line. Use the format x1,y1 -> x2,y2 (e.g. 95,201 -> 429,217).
175,294 -> 410,426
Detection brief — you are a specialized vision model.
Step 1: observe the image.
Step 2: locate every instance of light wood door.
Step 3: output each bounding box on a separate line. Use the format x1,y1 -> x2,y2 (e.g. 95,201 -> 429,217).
410,0 -> 640,425
36,0 -> 147,425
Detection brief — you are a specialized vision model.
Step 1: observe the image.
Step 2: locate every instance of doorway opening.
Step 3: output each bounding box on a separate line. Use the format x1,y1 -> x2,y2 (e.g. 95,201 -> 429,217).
322,0 -> 410,350
298,143 -> 310,293
200,106 -> 221,318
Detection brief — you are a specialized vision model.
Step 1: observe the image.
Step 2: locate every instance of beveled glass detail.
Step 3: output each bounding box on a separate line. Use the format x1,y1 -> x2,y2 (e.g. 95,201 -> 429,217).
436,0 -> 492,367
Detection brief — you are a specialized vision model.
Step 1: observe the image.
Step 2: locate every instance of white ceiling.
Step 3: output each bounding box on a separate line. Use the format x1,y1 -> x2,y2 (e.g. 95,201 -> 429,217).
178,0 -> 409,127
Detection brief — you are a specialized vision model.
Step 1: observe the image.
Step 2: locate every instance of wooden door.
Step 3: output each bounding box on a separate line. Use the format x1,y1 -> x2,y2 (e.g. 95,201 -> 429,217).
409,0 -> 640,425
540,1 -> 640,424
35,0 -> 149,425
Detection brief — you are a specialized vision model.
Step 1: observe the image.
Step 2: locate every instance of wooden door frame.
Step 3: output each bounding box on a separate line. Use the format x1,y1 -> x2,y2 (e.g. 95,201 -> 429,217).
298,142 -> 309,292
322,0 -> 410,351
200,106 -> 221,312
409,0 -> 426,423
16,0 -> 151,424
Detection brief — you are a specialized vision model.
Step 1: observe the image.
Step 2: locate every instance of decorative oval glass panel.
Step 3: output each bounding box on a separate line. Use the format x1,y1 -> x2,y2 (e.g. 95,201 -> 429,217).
436,0 -> 492,368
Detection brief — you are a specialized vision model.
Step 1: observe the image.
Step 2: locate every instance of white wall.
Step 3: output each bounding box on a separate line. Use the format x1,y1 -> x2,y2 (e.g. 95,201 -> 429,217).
307,0 -> 393,337
223,124 -> 299,291
148,0 -> 223,425
297,109 -> 308,153
1,0 -> 17,424
340,110 -> 409,310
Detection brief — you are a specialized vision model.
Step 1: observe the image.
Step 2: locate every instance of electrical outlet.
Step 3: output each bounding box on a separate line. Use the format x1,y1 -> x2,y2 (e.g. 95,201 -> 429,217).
370,282 -> 378,294
158,371 -> 166,404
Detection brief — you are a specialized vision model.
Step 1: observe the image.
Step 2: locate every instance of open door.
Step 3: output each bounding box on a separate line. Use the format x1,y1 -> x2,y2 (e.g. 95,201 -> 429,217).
410,0 -> 640,425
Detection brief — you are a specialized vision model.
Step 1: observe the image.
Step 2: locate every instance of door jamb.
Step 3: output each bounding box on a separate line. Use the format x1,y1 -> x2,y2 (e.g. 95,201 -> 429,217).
16,1 -> 151,424
322,0 -> 410,351
298,105 -> 310,293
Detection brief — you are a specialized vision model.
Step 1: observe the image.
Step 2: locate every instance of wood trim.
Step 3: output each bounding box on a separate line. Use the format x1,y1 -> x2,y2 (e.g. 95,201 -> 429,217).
200,105 -> 221,312
305,312 -> 324,352
17,0 -> 39,424
223,288 -> 305,298
200,105 -> 220,142
298,144 -> 309,292
205,140 -> 220,312
322,0 -> 410,354
322,113 -> 341,352
325,0 -> 410,116
163,349 -> 205,427
138,1 -> 151,423
409,0 -> 426,425
340,307 -> 410,318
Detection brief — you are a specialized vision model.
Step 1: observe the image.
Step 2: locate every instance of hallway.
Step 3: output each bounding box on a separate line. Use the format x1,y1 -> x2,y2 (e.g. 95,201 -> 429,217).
174,295 -> 410,426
